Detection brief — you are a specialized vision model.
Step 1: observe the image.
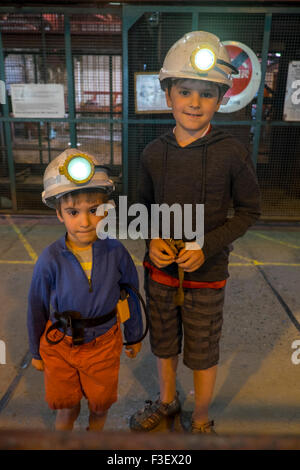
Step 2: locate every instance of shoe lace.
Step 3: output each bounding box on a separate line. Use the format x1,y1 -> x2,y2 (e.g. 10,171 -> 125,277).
137,394 -> 179,416
137,399 -> 154,415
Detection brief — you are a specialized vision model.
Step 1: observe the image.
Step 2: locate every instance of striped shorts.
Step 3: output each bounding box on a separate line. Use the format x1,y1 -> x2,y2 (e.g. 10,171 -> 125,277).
148,278 -> 226,370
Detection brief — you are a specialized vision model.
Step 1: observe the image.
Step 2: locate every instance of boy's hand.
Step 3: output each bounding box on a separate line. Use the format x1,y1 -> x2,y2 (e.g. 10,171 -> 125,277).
149,239 -> 175,268
125,342 -> 142,359
31,358 -> 44,371
176,248 -> 205,272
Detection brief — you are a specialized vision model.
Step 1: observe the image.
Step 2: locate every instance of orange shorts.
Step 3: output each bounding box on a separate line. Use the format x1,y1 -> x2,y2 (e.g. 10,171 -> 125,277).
39,320 -> 123,412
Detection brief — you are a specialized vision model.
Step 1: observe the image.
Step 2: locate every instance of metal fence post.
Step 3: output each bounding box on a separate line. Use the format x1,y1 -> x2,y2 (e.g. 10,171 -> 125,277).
0,27 -> 17,210
251,12 -> 272,167
64,14 -> 77,148
122,7 -> 129,196
192,12 -> 198,30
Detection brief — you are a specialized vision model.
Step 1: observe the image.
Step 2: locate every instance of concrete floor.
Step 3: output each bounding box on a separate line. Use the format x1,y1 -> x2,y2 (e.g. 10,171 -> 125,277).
0,215 -> 300,436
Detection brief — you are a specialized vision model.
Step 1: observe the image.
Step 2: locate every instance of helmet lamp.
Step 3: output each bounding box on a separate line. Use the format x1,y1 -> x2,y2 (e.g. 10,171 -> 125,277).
59,153 -> 95,184
191,46 -> 216,72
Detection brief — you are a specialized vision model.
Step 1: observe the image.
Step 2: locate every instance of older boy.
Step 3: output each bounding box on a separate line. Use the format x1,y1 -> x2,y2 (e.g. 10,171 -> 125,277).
28,148 -> 142,431
130,31 -> 261,433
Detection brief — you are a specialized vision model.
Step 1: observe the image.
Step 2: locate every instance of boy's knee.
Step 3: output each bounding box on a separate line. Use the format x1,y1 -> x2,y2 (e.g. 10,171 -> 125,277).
90,410 -> 108,419
58,402 -> 81,416
88,404 -> 108,417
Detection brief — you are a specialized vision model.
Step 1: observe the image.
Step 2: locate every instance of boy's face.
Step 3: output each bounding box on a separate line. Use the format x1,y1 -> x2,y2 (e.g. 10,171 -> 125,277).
56,192 -> 106,248
165,79 -> 221,142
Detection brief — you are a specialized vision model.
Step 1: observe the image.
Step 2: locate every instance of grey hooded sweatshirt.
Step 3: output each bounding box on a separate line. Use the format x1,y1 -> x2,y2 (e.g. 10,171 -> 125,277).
138,126 -> 261,282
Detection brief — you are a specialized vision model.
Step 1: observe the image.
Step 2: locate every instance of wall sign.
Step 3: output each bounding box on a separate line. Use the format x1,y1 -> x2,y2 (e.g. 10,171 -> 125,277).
219,41 -> 261,113
11,84 -> 65,118
283,61 -> 300,121
134,72 -> 170,114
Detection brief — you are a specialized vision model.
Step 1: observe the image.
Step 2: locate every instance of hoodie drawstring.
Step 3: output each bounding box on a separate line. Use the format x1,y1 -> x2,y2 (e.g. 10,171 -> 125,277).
200,144 -> 207,205
160,140 -> 168,203
158,136 -> 208,305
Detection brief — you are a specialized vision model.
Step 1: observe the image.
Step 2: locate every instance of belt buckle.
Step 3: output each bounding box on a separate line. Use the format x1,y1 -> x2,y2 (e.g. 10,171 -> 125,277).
66,315 -> 72,329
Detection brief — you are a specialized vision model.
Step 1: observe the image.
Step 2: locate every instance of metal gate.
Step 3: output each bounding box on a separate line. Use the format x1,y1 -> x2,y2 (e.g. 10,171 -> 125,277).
0,7 -> 122,212
1,4 -> 300,219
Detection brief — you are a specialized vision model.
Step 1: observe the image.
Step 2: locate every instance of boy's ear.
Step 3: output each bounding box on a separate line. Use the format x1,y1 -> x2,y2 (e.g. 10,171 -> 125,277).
216,86 -> 227,110
215,100 -> 222,112
165,88 -> 173,108
56,208 -> 64,223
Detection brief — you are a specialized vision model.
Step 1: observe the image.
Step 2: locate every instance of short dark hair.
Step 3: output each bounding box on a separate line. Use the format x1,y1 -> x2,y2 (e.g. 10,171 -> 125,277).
55,188 -> 110,214
160,77 -> 229,103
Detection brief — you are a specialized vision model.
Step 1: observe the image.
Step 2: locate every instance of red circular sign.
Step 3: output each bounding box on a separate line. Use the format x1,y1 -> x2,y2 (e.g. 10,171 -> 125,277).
220,41 -> 261,113
225,45 -> 253,97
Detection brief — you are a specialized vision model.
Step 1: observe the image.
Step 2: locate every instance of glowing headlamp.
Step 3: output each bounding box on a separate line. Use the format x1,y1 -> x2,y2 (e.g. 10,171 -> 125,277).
59,153 -> 95,184
191,46 -> 216,73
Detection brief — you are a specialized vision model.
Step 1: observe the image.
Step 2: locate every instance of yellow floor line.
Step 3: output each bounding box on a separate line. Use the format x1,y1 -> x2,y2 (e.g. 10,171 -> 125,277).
129,253 -> 143,267
0,258 -> 299,267
230,252 -> 300,266
129,251 -> 300,268
231,251 -> 260,264
5,215 -> 38,262
0,232 -> 299,267
229,262 -> 255,266
229,262 -> 300,267
0,260 -> 35,264
252,232 -> 300,250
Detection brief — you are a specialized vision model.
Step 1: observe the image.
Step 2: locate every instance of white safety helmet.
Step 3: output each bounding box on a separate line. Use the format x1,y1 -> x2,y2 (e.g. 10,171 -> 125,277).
159,31 -> 238,92
42,148 -> 115,209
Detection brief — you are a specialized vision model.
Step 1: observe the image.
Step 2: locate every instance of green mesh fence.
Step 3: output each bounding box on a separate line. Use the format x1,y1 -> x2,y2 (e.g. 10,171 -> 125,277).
0,7 -> 300,217
0,11 -> 122,212
127,12 -> 264,203
257,14 -> 300,217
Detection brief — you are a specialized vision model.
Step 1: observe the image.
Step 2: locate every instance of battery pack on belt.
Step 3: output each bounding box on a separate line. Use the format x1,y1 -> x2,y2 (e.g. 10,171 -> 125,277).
45,284 -> 149,347
45,308 -> 117,346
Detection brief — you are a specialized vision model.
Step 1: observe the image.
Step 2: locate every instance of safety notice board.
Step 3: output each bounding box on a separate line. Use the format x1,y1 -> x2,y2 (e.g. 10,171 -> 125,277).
11,84 -> 65,118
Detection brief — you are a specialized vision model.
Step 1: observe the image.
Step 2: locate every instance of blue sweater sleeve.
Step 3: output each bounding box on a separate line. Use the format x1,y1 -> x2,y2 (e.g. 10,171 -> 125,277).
27,252 -> 52,360
118,246 -> 144,344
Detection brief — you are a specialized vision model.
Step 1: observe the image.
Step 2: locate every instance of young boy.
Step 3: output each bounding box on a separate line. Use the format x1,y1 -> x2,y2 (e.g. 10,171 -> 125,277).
130,31 -> 261,434
27,148 -> 143,431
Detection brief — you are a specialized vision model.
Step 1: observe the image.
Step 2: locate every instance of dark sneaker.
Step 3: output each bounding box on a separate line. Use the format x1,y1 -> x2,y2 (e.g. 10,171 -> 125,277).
129,393 -> 181,432
190,419 -> 217,434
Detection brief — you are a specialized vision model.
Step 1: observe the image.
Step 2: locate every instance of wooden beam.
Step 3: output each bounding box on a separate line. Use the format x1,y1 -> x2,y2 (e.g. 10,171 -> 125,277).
1,429 -> 300,450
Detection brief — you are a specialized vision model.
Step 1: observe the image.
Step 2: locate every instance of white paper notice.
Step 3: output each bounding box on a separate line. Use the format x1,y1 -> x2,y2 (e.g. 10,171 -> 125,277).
283,61 -> 300,121
11,84 -> 65,118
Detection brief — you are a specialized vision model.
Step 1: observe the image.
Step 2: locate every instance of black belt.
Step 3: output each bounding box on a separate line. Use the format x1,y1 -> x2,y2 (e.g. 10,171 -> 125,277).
45,284 -> 149,347
45,308 -> 117,346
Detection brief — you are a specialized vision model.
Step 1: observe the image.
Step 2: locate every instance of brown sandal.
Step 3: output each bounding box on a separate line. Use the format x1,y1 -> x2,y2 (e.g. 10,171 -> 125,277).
190,419 -> 217,434
129,393 -> 181,432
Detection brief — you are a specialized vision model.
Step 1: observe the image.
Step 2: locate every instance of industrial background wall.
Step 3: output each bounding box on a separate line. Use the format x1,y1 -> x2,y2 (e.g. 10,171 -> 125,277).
0,4 -> 300,219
